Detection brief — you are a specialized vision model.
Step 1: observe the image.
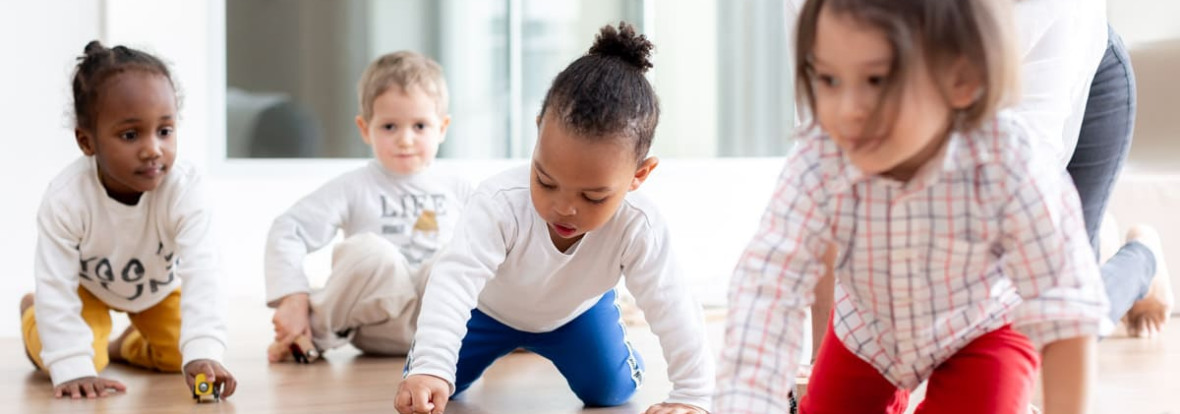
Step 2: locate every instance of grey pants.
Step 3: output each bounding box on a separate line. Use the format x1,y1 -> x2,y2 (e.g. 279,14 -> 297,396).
1068,26 -> 1157,324
308,233 -> 432,355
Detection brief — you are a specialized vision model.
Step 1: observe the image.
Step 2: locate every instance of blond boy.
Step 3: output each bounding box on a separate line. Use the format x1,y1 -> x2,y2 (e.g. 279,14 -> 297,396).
265,51 -> 471,361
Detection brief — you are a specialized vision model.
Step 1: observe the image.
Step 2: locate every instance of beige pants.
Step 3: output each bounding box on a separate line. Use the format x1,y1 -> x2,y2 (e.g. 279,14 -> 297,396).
308,233 -> 431,355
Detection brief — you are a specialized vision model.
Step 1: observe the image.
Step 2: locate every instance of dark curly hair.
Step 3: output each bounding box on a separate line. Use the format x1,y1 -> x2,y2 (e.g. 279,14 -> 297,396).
72,40 -> 176,133
538,21 -> 659,163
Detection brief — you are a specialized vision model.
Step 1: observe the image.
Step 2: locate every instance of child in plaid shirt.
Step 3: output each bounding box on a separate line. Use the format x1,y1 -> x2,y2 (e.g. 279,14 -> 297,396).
715,0 -> 1109,413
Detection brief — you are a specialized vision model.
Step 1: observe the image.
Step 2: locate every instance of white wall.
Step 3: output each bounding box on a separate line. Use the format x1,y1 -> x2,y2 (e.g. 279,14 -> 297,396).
0,1 -> 103,338
649,0 -> 719,158
1107,0 -> 1180,48
7,0 -> 1174,341
0,0 -> 782,338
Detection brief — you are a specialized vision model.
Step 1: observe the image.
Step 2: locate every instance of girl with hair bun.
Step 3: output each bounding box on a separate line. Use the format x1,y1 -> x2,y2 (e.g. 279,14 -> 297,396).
396,22 -> 713,414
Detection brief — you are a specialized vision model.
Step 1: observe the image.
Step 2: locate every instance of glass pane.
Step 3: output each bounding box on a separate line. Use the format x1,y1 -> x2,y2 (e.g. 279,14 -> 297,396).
224,0 -> 793,159
645,0 -> 793,158
714,0 -> 794,157
518,0 -> 643,156
225,0 -> 509,159
436,0 -> 510,158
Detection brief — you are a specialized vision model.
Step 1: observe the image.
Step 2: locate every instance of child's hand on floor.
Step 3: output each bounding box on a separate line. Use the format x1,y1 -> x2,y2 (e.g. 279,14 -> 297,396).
644,402 -> 708,414
395,374 -> 450,414
184,359 -> 237,399
272,293 -> 312,344
53,376 -> 126,399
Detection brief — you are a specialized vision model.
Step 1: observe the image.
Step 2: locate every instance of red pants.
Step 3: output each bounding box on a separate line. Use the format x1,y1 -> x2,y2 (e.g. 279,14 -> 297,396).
801,323 -> 1039,414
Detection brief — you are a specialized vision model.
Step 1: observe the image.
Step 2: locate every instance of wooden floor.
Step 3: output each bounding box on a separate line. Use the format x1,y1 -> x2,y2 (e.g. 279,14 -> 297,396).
5,302 -> 1180,413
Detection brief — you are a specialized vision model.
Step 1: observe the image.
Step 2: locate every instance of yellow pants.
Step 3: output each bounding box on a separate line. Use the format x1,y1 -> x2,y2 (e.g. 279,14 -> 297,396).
22,287 -> 184,373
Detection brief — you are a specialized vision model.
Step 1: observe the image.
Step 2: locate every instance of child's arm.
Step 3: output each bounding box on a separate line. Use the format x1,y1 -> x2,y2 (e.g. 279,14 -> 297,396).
620,216 -> 714,412
400,192 -> 512,402
715,151 -> 831,413
32,197 -> 109,388
264,176 -> 353,308
809,243 -> 837,366
1041,336 -> 1096,414
999,163 -> 1108,413
264,175 -> 354,344
169,174 -> 230,374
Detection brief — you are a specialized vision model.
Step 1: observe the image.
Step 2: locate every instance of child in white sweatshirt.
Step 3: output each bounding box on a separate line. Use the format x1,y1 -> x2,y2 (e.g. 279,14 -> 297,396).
21,41 -> 235,399
396,22 -> 714,414
265,51 -> 472,361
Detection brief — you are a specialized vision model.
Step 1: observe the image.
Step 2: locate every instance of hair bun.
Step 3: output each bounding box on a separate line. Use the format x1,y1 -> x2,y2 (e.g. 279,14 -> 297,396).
83,40 -> 107,57
588,21 -> 654,73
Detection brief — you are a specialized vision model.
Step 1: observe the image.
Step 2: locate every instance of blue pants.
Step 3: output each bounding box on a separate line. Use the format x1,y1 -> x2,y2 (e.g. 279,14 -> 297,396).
1066,26 -> 1158,323
451,289 -> 645,407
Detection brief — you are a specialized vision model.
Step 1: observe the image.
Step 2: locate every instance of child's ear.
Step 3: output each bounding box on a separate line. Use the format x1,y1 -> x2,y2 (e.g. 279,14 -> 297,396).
438,115 -> 452,143
75,129 -> 96,156
630,156 -> 660,191
946,57 -> 983,110
355,115 -> 372,146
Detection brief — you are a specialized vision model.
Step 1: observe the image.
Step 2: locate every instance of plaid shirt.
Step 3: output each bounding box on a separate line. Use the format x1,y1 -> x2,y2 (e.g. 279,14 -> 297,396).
715,113 -> 1109,413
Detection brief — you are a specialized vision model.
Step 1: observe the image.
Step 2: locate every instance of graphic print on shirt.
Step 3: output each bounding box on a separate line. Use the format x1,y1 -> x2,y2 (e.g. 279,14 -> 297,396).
77,241 -> 177,301
379,193 -> 449,266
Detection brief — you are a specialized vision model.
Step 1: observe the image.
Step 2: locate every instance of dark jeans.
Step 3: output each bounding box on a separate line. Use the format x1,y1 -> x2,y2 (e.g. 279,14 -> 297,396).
1067,26 -> 1157,323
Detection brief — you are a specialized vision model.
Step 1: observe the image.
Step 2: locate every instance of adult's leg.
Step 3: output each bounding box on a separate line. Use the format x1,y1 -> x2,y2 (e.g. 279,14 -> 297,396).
1067,25 -> 1136,254
1068,26 -> 1156,326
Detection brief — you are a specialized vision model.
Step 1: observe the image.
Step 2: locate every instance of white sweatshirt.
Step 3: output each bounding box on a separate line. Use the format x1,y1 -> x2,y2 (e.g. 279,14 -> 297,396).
265,160 -> 473,306
34,156 -> 227,386
407,166 -> 715,411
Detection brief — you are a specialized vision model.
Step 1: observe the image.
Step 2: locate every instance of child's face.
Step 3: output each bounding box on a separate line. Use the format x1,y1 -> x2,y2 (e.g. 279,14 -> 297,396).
810,7 -> 958,182
530,112 -> 657,250
357,87 -> 450,175
75,71 -> 178,201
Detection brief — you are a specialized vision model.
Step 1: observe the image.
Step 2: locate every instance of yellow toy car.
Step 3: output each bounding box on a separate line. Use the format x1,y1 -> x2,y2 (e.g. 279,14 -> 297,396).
193,373 -> 220,403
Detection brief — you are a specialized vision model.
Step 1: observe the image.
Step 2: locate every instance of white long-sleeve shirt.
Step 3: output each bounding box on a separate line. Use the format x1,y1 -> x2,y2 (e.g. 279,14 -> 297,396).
407,166 -> 715,410
784,0 -> 1107,167
265,160 -> 472,306
34,156 -> 227,386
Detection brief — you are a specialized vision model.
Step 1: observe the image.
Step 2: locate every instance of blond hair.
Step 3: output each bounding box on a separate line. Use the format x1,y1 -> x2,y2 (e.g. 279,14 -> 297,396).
356,51 -> 448,121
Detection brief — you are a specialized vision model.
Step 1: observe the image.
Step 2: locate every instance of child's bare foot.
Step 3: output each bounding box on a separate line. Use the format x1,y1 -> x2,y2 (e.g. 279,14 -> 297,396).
267,339 -> 293,363
1123,225 -> 1173,338
108,327 -> 136,364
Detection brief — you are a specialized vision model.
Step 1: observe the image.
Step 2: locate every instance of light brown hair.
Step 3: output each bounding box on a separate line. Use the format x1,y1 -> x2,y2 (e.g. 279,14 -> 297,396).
794,0 -> 1019,132
356,51 -> 448,121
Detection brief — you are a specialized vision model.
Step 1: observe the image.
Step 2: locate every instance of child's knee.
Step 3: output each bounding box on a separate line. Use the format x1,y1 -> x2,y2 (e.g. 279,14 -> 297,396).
569,362 -> 642,407
148,340 -> 183,372
157,356 -> 183,372
574,380 -> 638,407
335,235 -> 408,276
